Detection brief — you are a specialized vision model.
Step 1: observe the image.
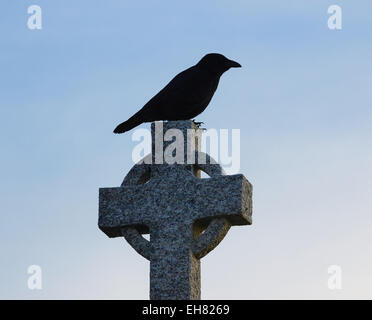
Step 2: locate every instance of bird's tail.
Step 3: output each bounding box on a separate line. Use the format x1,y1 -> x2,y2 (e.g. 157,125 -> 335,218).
113,112 -> 145,134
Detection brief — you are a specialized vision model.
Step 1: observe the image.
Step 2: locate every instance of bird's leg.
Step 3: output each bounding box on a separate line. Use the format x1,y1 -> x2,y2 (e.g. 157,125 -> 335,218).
192,120 -> 206,131
192,120 -> 204,127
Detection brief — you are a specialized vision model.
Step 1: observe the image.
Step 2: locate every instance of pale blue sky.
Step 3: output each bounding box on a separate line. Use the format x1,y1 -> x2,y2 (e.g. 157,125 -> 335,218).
1,0 -> 372,299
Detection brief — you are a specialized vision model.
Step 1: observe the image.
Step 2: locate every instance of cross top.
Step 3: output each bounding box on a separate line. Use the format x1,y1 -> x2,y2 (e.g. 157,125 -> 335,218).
99,120 -> 252,300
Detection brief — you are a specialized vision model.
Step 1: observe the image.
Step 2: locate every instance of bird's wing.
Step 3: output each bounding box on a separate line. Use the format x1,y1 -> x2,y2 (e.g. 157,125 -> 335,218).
140,66 -> 215,120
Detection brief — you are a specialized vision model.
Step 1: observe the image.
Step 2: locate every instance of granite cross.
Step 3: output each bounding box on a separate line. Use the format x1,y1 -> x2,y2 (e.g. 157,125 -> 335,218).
98,120 -> 252,299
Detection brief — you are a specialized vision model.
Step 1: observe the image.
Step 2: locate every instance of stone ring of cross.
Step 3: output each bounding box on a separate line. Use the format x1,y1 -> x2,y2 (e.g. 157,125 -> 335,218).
119,151 -> 252,261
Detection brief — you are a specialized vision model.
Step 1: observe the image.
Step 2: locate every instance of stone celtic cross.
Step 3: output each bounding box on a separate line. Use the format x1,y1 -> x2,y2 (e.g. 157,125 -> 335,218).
99,120 -> 252,299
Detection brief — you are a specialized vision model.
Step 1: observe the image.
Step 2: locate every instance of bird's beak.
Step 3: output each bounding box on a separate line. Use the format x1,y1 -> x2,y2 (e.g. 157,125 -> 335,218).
228,59 -> 242,68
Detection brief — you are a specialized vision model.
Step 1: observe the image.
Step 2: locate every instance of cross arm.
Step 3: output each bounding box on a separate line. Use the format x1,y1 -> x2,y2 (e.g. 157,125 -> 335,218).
190,174 -> 252,227
98,173 -> 252,238
99,186 -> 151,237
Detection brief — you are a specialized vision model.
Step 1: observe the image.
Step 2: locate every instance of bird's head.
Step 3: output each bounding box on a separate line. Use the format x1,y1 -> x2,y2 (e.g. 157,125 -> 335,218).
197,53 -> 241,75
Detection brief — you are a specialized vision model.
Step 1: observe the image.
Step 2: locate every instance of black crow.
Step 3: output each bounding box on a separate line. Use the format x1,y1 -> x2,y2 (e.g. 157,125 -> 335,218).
113,53 -> 241,134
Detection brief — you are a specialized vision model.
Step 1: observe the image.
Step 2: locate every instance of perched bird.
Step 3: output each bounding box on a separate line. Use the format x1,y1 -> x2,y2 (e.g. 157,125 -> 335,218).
113,53 -> 241,134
